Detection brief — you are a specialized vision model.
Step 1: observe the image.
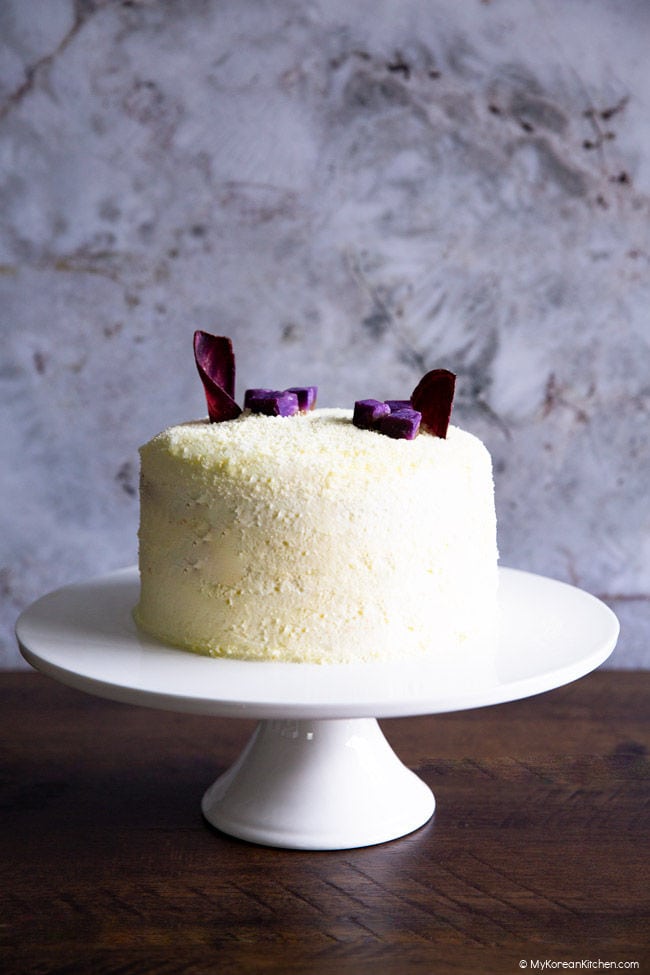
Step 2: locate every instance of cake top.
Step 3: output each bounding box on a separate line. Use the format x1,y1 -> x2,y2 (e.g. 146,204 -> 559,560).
142,409 -> 491,496
139,330 -> 483,491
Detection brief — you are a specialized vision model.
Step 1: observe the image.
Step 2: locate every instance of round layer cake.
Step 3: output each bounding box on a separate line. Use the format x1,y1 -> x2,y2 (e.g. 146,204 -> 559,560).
134,408 -> 498,663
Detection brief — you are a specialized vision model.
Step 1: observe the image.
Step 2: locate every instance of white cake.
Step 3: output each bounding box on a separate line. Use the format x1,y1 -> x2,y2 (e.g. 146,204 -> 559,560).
134,408 -> 499,663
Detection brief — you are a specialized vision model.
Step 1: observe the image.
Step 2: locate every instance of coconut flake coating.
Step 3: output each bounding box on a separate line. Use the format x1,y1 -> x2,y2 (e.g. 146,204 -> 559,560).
134,408 -> 498,663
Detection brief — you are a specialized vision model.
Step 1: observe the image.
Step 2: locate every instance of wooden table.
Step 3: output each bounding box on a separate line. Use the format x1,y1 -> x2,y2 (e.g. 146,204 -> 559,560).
1,670 -> 647,974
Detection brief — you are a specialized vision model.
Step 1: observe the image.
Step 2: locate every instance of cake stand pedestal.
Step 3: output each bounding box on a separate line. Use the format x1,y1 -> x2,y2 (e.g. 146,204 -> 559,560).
201,717 -> 434,849
16,567 -> 619,851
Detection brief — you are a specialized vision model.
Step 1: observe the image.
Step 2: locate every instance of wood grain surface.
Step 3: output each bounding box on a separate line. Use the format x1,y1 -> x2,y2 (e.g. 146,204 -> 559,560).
1,670 -> 648,974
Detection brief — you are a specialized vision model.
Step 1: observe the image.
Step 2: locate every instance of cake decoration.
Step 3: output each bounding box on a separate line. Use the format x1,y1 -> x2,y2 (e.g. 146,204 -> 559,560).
244,388 -> 274,409
353,370 -> 456,440
376,408 -> 421,440
352,399 -> 391,429
245,389 -> 300,417
411,369 -> 456,439
193,331 -> 242,423
244,386 -> 318,416
194,329 -> 453,440
353,398 -> 422,439
286,386 -> 318,411
195,332 -> 317,421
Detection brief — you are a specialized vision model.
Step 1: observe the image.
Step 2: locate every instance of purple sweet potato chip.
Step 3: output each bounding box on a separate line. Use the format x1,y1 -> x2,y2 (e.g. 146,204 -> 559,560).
410,369 -> 456,438
193,331 -> 242,423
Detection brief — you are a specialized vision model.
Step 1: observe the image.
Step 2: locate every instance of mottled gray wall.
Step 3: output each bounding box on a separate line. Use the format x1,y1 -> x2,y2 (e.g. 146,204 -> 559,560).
2,0 -> 648,667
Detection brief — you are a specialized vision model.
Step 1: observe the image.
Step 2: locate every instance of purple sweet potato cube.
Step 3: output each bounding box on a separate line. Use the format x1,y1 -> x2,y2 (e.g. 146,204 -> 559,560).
376,408 -> 421,440
353,399 -> 391,430
274,390 -> 300,416
285,386 -> 318,411
248,390 -> 299,417
244,388 -> 275,410
385,399 -> 412,412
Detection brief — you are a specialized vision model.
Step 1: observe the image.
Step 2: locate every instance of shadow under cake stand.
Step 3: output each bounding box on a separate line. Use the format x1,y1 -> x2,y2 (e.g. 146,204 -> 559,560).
16,567 -> 619,851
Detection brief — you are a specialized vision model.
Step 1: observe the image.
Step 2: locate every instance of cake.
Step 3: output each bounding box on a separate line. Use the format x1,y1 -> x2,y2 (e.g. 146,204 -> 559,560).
133,333 -> 499,664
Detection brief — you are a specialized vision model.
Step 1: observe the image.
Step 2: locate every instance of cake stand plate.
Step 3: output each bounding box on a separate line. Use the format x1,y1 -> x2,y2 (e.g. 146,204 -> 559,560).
16,567 -> 619,850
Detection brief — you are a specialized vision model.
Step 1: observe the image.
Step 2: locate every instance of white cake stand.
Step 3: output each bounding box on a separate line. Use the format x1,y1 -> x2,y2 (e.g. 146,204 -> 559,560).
16,567 -> 618,851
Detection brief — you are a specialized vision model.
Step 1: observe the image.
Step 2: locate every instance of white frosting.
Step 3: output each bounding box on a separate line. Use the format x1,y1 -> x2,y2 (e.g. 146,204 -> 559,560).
134,409 -> 499,663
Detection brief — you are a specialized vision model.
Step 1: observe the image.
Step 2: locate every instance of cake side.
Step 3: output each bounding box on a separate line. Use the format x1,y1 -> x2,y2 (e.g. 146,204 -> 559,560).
134,408 -> 499,663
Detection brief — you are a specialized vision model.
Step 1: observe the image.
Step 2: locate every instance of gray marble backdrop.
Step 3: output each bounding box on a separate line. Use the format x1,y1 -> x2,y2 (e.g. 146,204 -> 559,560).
2,0 -> 648,667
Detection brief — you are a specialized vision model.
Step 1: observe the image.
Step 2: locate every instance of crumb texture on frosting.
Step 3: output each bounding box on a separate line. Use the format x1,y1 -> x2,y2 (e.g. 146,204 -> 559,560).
134,409 -> 499,663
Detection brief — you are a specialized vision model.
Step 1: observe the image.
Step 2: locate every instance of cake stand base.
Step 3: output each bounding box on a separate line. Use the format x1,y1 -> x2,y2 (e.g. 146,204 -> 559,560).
201,717 -> 435,850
